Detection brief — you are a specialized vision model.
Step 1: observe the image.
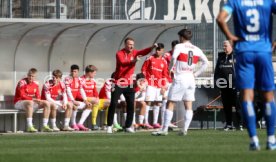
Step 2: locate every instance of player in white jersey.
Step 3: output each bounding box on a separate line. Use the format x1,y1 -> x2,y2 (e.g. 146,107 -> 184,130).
152,28 -> 208,136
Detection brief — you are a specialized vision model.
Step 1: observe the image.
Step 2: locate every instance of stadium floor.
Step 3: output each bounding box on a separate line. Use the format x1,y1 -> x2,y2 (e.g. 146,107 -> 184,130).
0,129 -> 275,162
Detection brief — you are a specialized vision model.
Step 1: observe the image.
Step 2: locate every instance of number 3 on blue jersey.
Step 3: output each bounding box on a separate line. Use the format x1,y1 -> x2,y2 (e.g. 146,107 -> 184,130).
246,9 -> 260,32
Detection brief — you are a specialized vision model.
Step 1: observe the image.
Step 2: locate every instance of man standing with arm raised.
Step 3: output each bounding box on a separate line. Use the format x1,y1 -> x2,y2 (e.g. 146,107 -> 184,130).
106,37 -> 157,133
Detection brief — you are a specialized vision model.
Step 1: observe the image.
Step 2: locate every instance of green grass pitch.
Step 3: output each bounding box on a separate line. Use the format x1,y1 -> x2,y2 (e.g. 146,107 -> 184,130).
0,129 -> 276,162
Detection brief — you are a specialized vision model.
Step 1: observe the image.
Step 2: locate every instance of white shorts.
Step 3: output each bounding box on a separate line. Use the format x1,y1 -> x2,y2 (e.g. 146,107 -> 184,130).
76,101 -> 86,110
168,80 -> 195,101
14,100 -> 40,111
53,101 -> 66,112
145,85 -> 162,102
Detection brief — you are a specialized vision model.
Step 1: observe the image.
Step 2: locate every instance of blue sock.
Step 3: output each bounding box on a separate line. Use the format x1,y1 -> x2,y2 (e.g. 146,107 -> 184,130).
264,102 -> 276,136
241,101 -> 257,137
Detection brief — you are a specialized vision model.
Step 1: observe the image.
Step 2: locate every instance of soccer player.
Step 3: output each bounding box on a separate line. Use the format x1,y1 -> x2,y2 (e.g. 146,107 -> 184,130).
162,40 -> 179,128
134,73 -> 148,128
98,73 -> 122,130
14,68 -> 52,132
65,64 -> 91,131
106,37 -> 157,133
141,43 -> 168,129
77,65 -> 100,130
216,0 -> 276,150
41,69 -> 74,131
152,29 -> 208,136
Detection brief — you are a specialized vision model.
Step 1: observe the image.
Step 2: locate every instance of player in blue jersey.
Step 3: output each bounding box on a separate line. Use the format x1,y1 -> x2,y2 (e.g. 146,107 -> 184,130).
217,0 -> 276,151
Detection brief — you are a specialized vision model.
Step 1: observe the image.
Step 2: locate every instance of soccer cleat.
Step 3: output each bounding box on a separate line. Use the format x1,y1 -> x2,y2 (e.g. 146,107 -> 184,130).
224,125 -> 234,131
114,123 -> 123,130
91,125 -> 99,130
27,126 -> 38,133
249,142 -> 261,151
169,123 -> 178,128
62,126 -> 74,131
102,125 -> 107,130
238,125 -> 244,131
144,123 -> 154,129
151,131 -> 168,136
178,130 -> 187,136
52,126 -> 60,132
106,126 -> 113,134
125,127 -> 135,133
266,142 -> 276,150
72,124 -> 80,131
77,124 -> 90,131
153,123 -> 162,129
41,125 -> 54,132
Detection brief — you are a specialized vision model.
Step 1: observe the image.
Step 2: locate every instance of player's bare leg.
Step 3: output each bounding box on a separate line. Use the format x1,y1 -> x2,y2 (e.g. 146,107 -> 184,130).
23,101 -> 37,132
49,103 -> 59,132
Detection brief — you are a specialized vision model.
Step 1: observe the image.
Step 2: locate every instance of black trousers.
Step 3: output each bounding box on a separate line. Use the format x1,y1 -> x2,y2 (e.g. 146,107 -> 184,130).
107,84 -> 135,128
220,88 -> 242,127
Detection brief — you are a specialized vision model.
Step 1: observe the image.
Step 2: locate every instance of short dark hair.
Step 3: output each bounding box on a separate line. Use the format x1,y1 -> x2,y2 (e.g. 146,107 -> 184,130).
52,69 -> 63,78
156,43 -> 164,51
178,29 -> 192,40
85,65 -> 98,73
110,72 -> 115,79
171,40 -> 179,48
124,37 -> 134,44
28,68 -> 37,75
70,64 -> 79,71
136,73 -> 145,80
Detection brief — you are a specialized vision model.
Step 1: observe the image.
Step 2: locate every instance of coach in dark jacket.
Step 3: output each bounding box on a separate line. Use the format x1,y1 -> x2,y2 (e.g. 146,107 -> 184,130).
214,40 -> 242,131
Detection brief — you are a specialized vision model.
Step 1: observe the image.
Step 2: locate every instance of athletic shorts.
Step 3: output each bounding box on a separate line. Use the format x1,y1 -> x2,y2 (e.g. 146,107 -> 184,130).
235,52 -> 275,91
94,99 -> 108,110
145,85 -> 162,102
76,101 -> 86,110
168,79 -> 195,101
52,101 -> 66,112
14,100 -> 40,111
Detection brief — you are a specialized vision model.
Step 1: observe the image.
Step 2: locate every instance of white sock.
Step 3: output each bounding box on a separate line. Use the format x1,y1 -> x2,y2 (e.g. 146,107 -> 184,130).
50,118 -> 57,128
251,136 -> 259,144
71,110 -> 78,125
64,118 -> 70,127
144,106 -> 150,124
161,100 -> 167,126
139,115 -> 144,124
78,109 -> 91,125
153,105 -> 160,124
123,113 -> 127,123
132,112 -> 136,125
184,110 -> 193,132
43,118 -> 49,127
26,118 -> 33,127
113,113 -> 118,125
163,109 -> 173,132
268,135 -> 276,144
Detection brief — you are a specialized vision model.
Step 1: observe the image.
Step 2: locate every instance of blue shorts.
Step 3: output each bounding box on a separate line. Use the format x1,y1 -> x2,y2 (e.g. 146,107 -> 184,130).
235,52 -> 275,91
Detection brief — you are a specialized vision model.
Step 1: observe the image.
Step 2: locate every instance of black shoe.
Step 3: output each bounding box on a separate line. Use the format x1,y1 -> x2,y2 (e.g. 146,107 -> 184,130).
92,125 -> 99,130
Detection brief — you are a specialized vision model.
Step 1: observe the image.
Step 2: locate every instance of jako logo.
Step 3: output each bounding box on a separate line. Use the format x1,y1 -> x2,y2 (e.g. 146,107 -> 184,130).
125,0 -> 156,20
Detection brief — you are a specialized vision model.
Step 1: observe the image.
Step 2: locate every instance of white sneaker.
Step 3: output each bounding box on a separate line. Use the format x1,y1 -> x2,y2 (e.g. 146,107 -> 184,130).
62,126 -> 74,131
52,126 -> 60,132
151,131 -> 168,136
107,126 -> 113,134
169,123 -> 178,128
125,127 -> 135,133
